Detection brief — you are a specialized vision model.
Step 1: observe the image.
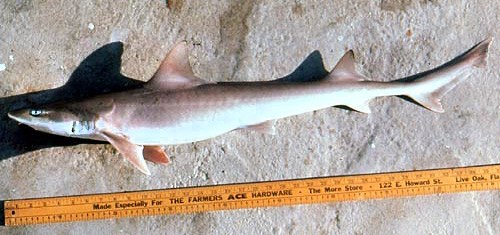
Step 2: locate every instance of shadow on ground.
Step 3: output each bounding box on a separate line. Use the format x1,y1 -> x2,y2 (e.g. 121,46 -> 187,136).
0,43 -> 329,161
0,42 -> 144,161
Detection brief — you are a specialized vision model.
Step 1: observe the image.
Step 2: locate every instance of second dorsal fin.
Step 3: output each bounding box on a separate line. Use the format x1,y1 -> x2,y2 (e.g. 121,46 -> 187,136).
146,41 -> 209,90
326,50 -> 365,82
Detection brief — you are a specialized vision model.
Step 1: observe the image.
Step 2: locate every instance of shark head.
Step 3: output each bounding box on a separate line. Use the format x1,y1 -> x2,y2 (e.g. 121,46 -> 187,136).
8,105 -> 90,137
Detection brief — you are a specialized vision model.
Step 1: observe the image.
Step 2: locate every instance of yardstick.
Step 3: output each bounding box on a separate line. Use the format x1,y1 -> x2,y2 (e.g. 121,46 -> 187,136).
4,164 -> 500,226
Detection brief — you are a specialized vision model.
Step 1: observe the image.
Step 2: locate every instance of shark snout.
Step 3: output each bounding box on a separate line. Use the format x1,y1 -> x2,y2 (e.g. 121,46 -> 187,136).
8,109 -> 30,124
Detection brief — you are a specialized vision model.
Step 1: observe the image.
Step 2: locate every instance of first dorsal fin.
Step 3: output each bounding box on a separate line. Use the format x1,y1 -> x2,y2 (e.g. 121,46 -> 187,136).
146,41 -> 209,90
327,50 -> 365,82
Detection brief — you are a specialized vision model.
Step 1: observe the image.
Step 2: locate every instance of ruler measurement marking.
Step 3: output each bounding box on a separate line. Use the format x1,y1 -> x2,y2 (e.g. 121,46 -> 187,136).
6,182 -> 498,211
6,181 -> 497,216
9,176 -> 494,209
5,164 -> 500,226
4,185 -> 492,226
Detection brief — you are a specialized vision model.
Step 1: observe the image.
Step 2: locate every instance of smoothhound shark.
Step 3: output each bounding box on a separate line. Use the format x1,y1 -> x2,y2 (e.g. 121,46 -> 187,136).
8,38 -> 492,174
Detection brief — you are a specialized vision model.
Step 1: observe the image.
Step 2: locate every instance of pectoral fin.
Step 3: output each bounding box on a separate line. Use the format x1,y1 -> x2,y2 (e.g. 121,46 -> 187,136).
143,146 -> 170,165
101,131 -> 151,175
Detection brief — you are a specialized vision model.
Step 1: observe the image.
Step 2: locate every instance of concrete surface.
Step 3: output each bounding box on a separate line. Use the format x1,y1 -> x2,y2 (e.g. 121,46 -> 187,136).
1,0 -> 500,234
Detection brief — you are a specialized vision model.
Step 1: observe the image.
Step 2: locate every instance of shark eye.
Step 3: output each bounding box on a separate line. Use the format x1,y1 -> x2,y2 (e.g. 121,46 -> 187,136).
29,109 -> 45,116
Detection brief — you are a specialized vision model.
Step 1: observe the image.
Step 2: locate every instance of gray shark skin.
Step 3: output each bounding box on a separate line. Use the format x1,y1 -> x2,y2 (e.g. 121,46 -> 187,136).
8,38 -> 492,174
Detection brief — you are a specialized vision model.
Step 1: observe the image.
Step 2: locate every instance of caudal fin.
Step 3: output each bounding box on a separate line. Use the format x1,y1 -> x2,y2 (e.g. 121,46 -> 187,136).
466,37 -> 492,68
401,37 -> 492,112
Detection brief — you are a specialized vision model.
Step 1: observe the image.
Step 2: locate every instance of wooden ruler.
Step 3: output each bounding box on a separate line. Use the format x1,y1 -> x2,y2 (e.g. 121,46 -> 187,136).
5,164 -> 500,226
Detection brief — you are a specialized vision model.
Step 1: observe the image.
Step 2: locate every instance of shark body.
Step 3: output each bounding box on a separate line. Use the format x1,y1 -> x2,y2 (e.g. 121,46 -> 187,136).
8,38 -> 491,174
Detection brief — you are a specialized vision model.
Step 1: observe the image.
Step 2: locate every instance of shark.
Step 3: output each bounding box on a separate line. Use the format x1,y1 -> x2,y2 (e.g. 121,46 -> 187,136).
8,38 -> 491,175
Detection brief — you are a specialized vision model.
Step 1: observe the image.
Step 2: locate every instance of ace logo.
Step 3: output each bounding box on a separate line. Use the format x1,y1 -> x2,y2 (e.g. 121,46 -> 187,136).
227,193 -> 247,200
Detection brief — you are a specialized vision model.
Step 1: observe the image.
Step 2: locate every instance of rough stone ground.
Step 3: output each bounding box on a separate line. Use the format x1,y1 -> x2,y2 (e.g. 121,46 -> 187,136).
1,1 -> 500,234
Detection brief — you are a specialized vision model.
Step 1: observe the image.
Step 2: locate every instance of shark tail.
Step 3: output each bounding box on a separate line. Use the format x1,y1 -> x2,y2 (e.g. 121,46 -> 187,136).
401,37 -> 492,113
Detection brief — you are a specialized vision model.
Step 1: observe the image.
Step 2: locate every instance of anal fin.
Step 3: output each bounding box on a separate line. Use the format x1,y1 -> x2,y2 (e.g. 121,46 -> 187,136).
408,93 -> 444,113
143,146 -> 170,165
101,131 -> 151,175
246,120 -> 276,135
